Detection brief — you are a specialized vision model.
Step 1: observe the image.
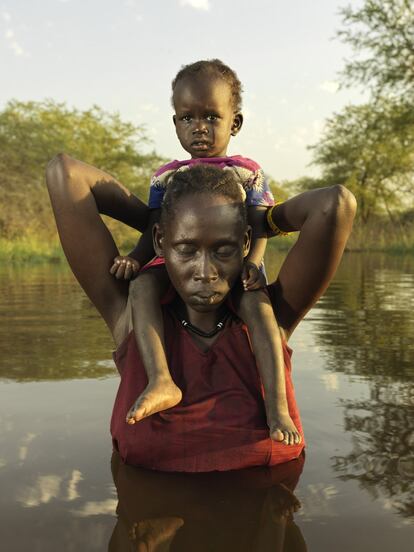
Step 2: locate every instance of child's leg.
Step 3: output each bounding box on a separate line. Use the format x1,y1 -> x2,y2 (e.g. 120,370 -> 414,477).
126,267 -> 182,423
238,289 -> 302,445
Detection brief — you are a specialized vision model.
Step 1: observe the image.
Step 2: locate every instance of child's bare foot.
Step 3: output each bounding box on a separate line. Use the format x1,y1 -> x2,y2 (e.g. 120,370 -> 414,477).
267,408 -> 302,446
129,516 -> 184,551
126,378 -> 182,424
267,483 -> 301,519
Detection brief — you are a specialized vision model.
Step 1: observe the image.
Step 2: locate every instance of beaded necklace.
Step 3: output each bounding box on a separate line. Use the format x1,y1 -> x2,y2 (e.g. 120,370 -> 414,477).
180,313 -> 229,338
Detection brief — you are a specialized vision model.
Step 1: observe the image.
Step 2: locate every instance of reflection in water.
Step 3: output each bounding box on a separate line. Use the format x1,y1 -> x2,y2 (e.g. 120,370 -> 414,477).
332,380 -> 414,519
1,254 -> 414,549
310,254 -> 414,378
307,254 -> 414,521
0,264 -> 113,380
109,451 -> 306,552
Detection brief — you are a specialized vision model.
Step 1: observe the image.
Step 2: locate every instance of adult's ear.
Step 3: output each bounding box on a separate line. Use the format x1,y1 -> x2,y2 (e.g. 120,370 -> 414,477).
243,225 -> 252,258
153,223 -> 164,257
231,113 -> 243,136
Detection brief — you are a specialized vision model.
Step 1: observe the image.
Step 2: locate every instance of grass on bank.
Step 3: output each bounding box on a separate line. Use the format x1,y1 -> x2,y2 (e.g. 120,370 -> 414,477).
2,217 -> 414,263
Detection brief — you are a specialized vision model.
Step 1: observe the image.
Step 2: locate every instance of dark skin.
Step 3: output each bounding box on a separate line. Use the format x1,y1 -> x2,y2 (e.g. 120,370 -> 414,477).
113,75 -> 300,442
46,154 -> 356,448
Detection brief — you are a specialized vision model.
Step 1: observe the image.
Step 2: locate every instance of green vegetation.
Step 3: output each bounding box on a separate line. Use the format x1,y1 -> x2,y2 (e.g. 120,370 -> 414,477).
286,0 -> 414,250
1,0 -> 413,260
0,100 -> 164,261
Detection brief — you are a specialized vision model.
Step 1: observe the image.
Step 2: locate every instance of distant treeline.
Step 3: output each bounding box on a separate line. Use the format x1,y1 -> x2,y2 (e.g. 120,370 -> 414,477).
1,0 -> 413,260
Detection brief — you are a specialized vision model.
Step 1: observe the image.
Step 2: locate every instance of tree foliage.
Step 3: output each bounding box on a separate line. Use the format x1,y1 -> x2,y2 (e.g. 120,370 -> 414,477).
338,0 -> 414,100
0,100 -> 164,240
310,99 -> 414,222
300,0 -> 414,230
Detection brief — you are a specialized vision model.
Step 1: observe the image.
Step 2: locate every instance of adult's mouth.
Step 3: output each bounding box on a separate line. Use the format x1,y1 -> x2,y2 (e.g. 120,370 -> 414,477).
192,292 -> 222,305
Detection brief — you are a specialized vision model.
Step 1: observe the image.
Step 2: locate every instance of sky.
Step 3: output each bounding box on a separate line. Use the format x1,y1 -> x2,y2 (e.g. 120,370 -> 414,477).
1,0 -> 366,180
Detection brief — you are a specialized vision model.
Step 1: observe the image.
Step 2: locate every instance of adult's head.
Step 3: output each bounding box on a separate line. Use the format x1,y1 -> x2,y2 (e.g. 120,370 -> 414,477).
171,59 -> 244,158
154,164 -> 251,314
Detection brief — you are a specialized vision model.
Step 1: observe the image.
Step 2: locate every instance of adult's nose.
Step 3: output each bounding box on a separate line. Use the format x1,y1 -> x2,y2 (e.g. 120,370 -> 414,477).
194,252 -> 218,282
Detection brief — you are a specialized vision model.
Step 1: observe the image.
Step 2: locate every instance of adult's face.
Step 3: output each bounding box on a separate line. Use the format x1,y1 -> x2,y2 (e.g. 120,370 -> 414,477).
154,193 -> 250,316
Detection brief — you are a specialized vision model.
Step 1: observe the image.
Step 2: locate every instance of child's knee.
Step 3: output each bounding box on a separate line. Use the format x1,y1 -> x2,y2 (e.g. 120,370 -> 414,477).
130,270 -> 163,300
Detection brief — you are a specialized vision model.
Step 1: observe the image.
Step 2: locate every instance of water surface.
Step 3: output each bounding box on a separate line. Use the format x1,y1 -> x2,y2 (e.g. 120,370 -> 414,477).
0,253 -> 413,550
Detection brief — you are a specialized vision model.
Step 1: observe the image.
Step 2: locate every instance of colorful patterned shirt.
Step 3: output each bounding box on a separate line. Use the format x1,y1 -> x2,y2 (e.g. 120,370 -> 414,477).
148,155 -> 275,209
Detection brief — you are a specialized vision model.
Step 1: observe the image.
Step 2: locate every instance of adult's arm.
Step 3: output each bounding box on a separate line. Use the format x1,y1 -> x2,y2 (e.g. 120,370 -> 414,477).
268,185 -> 357,340
45,153 -> 149,343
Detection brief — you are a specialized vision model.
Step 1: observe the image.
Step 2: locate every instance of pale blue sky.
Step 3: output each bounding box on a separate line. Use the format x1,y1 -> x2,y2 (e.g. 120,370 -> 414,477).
1,0 -> 365,180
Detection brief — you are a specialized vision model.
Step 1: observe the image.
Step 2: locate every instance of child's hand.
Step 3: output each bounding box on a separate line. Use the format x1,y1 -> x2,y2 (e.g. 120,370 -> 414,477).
242,261 -> 266,291
110,256 -> 140,280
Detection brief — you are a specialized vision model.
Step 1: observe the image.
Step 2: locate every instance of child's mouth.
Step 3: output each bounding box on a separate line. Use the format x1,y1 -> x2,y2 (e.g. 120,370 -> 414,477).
191,141 -> 210,150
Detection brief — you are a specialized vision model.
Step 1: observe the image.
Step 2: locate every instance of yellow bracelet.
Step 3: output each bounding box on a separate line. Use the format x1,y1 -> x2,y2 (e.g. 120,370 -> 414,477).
266,202 -> 291,236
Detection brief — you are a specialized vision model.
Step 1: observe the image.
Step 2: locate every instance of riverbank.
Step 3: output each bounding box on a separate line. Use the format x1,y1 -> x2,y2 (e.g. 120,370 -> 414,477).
2,232 -> 414,263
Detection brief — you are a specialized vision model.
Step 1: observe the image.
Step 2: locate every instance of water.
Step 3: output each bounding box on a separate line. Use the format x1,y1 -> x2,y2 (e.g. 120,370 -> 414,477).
0,253 -> 413,551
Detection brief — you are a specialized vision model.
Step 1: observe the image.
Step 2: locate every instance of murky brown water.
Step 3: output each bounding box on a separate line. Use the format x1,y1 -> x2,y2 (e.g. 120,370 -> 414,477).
0,253 -> 413,551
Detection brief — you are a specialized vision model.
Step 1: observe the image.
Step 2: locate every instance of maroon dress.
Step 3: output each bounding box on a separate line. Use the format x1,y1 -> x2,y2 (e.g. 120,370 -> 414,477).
111,292 -> 305,472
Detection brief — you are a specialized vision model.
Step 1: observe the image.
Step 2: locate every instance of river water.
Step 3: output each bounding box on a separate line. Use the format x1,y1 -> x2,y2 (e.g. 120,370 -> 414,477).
0,253 -> 413,551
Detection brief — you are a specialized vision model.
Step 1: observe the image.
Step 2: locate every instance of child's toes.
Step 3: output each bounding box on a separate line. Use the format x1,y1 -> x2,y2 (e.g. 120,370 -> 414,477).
270,428 -> 285,442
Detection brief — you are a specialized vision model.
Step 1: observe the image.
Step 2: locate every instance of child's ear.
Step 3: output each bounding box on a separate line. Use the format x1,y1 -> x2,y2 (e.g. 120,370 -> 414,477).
173,114 -> 177,127
231,113 -> 243,136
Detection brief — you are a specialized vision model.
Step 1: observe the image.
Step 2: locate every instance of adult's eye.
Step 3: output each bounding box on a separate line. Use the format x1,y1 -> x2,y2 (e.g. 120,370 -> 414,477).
181,115 -> 191,122
175,245 -> 196,256
216,246 -> 236,258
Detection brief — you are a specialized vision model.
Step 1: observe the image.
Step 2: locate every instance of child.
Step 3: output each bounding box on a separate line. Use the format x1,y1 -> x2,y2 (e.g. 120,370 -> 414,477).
110,59 -> 301,446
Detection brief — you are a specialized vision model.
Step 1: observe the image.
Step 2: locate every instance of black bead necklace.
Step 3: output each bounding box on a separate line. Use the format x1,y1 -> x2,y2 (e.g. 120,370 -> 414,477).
180,313 -> 229,338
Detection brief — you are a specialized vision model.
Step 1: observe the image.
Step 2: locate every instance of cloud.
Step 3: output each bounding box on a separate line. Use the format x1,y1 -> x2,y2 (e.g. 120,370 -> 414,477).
290,120 -> 325,147
180,0 -> 210,11
320,372 -> 339,392
18,432 -> 37,463
72,499 -> 118,517
17,475 -> 62,508
139,103 -> 159,113
319,80 -> 339,94
66,470 -> 83,501
4,28 -> 27,56
1,10 -> 11,22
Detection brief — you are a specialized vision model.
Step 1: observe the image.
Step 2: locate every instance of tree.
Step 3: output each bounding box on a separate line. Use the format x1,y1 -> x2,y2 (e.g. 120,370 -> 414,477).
0,100 -> 164,241
310,99 -> 414,223
338,0 -> 414,100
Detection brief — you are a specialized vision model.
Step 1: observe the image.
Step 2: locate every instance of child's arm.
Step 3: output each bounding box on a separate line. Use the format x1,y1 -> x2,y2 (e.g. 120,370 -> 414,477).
242,206 -> 268,290
110,208 -> 161,279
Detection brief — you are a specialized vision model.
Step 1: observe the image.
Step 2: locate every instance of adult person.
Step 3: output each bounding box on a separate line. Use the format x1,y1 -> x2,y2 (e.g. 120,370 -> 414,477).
46,154 -> 356,472
109,449 -> 306,551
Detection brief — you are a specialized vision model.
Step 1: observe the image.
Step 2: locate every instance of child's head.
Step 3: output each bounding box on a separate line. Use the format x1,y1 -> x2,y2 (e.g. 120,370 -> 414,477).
171,59 -> 244,158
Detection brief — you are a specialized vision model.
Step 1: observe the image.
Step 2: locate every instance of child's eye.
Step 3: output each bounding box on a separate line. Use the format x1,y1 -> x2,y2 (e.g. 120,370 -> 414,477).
181,115 -> 191,122
206,114 -> 218,121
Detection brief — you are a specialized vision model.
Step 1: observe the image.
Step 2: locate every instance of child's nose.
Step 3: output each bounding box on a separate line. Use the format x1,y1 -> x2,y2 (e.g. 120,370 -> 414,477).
192,119 -> 208,134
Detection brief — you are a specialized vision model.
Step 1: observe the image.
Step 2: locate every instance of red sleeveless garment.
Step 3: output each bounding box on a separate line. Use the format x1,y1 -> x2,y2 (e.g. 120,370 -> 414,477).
111,307 -> 305,472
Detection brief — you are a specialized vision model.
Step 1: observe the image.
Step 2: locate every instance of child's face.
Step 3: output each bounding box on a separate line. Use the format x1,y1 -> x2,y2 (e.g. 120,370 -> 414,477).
173,76 -> 243,158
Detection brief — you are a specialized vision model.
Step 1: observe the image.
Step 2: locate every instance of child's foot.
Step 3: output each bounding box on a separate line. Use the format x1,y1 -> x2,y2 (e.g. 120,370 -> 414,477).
267,409 -> 302,446
129,516 -> 184,551
126,378 -> 182,424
